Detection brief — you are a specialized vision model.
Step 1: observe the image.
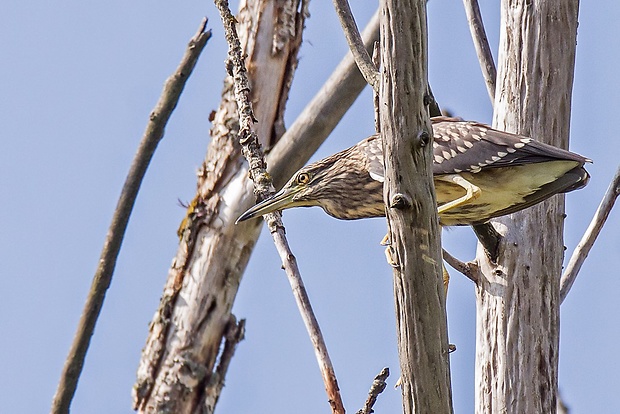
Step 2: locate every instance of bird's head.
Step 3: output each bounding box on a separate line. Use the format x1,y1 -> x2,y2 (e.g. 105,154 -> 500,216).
236,165 -> 323,223
236,142 -> 384,222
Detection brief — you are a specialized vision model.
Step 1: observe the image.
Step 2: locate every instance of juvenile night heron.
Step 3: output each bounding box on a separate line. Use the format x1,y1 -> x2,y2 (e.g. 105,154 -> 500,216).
237,116 -> 590,226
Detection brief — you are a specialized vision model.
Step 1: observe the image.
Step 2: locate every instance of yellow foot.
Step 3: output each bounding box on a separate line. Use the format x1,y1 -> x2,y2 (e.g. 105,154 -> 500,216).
436,174 -> 481,215
384,246 -> 398,268
380,233 -> 390,246
443,265 -> 450,296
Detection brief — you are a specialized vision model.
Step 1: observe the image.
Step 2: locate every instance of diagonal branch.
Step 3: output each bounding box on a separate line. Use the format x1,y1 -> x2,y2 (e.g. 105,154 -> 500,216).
442,248 -> 479,283
215,1 -> 345,413
560,164 -> 620,303
462,0 -> 497,102
267,9 -> 380,186
50,19 -> 211,414
356,367 -> 390,414
332,0 -> 380,91
204,317 -> 246,413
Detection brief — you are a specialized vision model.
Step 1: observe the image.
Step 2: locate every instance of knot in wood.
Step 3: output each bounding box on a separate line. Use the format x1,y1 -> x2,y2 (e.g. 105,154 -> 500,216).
389,193 -> 412,210
423,93 -> 432,106
417,130 -> 430,147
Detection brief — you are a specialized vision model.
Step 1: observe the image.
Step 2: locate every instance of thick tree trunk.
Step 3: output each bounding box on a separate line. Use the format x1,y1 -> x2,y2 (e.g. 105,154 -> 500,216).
379,1 -> 453,413
474,1 -> 579,413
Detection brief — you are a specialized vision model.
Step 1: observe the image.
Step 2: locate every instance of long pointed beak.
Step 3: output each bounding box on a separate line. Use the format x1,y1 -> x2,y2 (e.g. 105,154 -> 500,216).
236,186 -> 300,223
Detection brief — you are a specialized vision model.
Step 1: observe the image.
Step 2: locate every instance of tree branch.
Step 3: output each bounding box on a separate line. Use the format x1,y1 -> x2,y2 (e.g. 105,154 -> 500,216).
475,1 -> 579,411
462,0 -> 497,102
215,2 -> 345,413
356,367 -> 390,414
332,0 -> 380,91
560,164 -> 620,303
442,248 -> 478,283
134,9 -> 379,411
267,9 -> 380,187
203,317 -> 246,414
50,19 -> 211,414
471,222 -> 502,263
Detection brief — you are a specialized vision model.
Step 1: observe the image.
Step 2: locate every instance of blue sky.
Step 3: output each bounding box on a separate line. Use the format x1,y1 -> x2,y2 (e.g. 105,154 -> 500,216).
1,1 -> 618,413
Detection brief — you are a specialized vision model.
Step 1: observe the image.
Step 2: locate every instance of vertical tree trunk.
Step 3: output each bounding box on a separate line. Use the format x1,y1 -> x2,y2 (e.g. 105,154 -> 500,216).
474,1 -> 579,413
379,1 -> 453,413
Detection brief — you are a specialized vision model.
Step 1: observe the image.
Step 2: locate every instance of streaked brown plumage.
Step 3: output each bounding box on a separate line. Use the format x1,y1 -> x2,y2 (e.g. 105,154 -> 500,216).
237,116 -> 590,226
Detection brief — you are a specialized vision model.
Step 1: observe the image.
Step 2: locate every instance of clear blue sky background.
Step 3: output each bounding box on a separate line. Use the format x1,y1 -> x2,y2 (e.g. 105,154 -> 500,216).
2,1 -> 618,413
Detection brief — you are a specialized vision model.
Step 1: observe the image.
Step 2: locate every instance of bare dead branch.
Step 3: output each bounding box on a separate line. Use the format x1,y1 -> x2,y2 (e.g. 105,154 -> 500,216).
462,0 -> 497,102
560,164 -> 620,303
50,19 -> 211,414
267,9 -> 380,187
215,1 -> 345,413
332,0 -> 380,91
204,317 -> 246,414
134,10 -> 378,411
472,222 -> 502,262
356,367 -> 389,414
442,249 -> 478,283
266,217 -> 345,414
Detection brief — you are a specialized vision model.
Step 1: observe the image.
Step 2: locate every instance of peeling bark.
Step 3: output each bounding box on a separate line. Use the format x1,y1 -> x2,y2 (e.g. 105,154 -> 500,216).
133,3 -> 382,413
133,2 -> 306,412
474,1 -> 579,412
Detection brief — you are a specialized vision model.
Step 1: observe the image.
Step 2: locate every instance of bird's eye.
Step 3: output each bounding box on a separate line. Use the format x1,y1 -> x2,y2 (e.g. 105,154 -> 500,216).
296,172 -> 311,185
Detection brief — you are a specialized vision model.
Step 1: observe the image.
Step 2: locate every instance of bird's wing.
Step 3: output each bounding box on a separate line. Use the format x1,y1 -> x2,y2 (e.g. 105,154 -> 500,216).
362,135 -> 385,183
362,119 -> 590,179
431,118 -> 590,175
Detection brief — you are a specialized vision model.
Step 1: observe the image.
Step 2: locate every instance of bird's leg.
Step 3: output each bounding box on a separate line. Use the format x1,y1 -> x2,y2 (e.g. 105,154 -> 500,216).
437,174 -> 481,214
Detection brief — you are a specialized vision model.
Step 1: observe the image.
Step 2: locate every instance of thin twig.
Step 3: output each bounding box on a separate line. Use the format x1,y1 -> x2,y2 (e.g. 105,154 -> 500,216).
215,2 -> 345,413
442,248 -> 478,283
50,19 -> 211,414
356,367 -> 389,414
462,0 -> 497,102
472,222 -> 502,263
560,165 -> 620,303
332,0 -> 380,91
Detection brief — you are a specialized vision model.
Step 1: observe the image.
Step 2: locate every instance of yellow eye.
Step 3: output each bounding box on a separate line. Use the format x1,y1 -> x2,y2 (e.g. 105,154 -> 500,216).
296,172 -> 311,185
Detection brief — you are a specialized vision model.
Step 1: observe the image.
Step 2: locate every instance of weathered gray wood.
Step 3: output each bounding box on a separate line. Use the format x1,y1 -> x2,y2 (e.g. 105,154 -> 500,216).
133,2 -> 381,413
379,1 -> 453,413
132,2 -> 305,412
474,1 -> 579,412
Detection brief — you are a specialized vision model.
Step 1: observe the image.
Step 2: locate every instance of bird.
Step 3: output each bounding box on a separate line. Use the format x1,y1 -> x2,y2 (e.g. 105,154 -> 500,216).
237,116 -> 590,226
